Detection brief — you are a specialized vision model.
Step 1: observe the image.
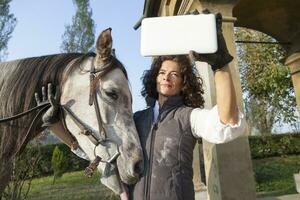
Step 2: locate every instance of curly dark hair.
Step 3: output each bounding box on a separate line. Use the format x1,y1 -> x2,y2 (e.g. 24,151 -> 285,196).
141,55 -> 205,108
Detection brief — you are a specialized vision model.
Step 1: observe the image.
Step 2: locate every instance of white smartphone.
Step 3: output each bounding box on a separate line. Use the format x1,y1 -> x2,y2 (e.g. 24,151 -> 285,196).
140,14 -> 218,57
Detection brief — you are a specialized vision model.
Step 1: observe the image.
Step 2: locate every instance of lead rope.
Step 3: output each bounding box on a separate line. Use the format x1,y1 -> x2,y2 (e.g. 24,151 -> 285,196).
0,102 -> 50,157
0,102 -> 51,157
0,103 -> 50,123
13,104 -> 51,157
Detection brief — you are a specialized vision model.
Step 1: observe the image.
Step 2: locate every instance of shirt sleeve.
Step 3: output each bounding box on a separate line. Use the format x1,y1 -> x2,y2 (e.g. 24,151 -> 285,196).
190,105 -> 247,143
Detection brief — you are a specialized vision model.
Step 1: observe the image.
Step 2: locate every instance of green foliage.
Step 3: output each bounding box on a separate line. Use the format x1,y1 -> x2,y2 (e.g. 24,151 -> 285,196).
235,28 -> 297,135
249,133 -> 300,159
21,143 -> 89,178
51,146 -> 67,184
0,0 -> 17,61
3,146 -> 41,200
61,0 -> 95,53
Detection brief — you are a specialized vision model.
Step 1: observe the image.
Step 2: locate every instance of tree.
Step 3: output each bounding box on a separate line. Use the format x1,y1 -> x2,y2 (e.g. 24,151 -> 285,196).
235,28 -> 298,135
51,146 -> 67,184
0,0 -> 16,61
61,0 -> 95,53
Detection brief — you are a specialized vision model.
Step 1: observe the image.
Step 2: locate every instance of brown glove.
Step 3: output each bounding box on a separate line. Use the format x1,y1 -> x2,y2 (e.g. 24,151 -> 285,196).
34,83 -> 60,127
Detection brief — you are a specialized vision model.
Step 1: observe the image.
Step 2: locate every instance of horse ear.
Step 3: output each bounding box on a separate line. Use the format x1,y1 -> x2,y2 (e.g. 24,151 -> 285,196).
95,28 -> 113,67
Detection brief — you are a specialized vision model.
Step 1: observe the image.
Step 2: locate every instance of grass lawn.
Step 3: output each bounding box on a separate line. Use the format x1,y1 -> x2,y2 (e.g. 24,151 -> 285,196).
253,155 -> 300,196
8,155 -> 300,199
26,171 -> 118,200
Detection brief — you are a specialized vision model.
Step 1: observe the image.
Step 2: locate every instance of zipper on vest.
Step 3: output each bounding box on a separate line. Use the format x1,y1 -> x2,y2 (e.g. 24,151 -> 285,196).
144,122 -> 158,200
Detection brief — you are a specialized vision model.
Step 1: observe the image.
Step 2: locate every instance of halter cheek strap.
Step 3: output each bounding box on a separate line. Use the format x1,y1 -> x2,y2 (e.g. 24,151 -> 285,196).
89,62 -> 109,142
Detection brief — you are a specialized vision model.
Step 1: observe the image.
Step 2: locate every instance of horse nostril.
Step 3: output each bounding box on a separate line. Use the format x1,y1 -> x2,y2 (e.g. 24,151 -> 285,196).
134,160 -> 144,176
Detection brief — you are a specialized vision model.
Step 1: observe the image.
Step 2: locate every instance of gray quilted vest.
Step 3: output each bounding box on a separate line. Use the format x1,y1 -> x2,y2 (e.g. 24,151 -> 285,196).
130,96 -> 196,200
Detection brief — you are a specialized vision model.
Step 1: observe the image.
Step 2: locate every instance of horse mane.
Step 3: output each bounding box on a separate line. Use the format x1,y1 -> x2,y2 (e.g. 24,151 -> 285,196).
0,52 -> 95,158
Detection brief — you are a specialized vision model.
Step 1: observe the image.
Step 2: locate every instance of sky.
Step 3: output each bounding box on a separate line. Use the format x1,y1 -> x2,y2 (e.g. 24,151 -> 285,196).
6,0 -> 151,112
5,1 -> 299,133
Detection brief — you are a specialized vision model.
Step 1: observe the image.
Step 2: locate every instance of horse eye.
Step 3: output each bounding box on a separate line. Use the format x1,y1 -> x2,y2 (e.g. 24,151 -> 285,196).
105,91 -> 118,100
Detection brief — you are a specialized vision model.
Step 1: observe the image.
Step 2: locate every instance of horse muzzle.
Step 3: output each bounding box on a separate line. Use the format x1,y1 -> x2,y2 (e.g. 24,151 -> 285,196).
117,144 -> 144,184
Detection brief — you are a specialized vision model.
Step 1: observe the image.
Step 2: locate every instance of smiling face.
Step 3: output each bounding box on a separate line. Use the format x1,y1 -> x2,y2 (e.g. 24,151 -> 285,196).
156,60 -> 184,103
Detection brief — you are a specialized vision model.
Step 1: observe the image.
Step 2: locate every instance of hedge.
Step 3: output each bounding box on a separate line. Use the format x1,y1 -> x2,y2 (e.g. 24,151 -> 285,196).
21,133 -> 300,177
249,133 -> 300,159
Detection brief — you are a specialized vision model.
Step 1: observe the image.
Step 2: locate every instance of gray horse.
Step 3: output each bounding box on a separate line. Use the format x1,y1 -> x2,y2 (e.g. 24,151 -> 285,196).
0,28 -> 143,197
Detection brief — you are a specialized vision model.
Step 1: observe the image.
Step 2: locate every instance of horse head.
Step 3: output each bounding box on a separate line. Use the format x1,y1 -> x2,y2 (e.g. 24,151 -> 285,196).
60,28 -> 143,194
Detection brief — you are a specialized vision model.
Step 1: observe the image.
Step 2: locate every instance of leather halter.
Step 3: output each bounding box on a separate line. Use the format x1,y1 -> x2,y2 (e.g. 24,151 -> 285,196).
61,57 -> 121,177
61,58 -> 115,144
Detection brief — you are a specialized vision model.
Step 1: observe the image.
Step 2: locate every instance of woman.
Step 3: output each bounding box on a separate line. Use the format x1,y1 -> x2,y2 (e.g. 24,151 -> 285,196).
124,13 -> 247,200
